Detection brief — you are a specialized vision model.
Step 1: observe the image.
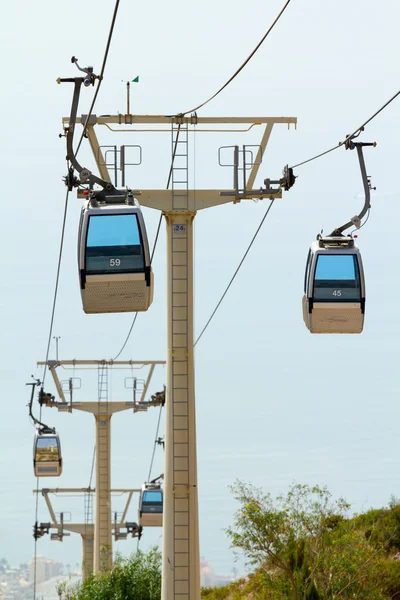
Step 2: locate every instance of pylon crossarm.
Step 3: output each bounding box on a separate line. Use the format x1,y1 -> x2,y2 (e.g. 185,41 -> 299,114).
85,125 -> 112,184
95,188 -> 281,213
42,490 -> 58,524
246,123 -> 274,189
37,360 -> 166,367
140,364 -> 155,404
63,115 -> 297,127
33,488 -> 140,494
48,362 -> 66,403
119,491 -> 134,526
61,78 -> 117,195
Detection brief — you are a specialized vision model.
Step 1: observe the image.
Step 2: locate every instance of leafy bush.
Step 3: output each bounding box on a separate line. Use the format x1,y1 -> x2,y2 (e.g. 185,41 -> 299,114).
59,548 -> 161,600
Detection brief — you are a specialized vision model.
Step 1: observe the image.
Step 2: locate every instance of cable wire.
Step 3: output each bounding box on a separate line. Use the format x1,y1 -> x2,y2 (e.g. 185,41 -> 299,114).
88,445 -> 96,489
75,0 -> 121,156
291,87 -> 400,169
112,126 -> 182,360
34,6 -> 121,594
42,188 -> 70,386
147,405 -> 164,481
178,0 -> 292,116
194,199 -> 275,346
112,211 -> 163,360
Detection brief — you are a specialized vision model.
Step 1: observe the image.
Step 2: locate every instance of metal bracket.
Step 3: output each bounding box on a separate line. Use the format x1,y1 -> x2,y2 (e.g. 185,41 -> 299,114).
57,60 -> 121,201
218,145 -> 294,201
125,522 -> 143,539
331,135 -> 377,236
98,144 -> 142,187
33,521 -> 51,540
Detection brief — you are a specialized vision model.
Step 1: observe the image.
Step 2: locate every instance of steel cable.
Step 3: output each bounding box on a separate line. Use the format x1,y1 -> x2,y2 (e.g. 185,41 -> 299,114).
177,0 -> 293,116
76,0 -> 121,156
147,405 -> 164,482
34,4 -> 122,595
194,199 -> 275,346
290,87 -> 400,169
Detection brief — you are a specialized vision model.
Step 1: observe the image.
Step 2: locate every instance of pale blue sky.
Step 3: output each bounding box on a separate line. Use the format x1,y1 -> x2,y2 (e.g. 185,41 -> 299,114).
1,0 -> 400,576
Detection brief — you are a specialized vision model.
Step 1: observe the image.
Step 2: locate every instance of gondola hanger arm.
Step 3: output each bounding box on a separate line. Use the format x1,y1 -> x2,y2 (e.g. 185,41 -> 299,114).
27,378 -> 56,432
57,59 -> 118,197
331,133 -> 376,236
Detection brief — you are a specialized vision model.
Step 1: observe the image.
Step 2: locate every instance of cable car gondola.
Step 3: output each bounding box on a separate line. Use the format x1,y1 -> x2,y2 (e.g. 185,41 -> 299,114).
33,429 -> 62,477
302,236 -> 365,334
78,199 -> 154,314
138,482 -> 163,527
302,137 -> 375,334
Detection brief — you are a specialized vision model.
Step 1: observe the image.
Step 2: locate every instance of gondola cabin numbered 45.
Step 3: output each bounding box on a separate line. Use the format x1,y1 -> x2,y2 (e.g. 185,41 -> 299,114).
302,236 -> 366,334
78,202 -> 154,314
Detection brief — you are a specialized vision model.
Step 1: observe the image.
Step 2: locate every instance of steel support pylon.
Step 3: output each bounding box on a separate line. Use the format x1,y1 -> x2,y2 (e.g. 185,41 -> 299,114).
82,531 -> 94,580
36,359 -> 166,577
59,112 -> 297,600
162,123 -> 199,600
94,414 -> 112,572
162,212 -> 199,600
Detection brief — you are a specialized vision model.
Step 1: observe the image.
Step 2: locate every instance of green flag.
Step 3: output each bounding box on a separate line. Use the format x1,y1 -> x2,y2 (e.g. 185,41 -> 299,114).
132,76 -> 139,83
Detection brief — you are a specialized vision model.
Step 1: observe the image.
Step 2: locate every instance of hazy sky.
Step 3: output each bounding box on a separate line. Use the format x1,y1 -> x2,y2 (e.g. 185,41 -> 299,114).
1,0 -> 400,576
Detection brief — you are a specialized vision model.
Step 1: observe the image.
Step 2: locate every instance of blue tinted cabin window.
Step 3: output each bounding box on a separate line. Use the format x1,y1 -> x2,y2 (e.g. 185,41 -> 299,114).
86,214 -> 144,274
143,491 -> 162,504
313,254 -> 361,301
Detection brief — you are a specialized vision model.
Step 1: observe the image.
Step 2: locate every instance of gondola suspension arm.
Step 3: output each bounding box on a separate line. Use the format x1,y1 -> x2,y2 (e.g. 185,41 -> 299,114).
331,133 -> 376,236
27,379 -> 56,433
57,58 -> 118,197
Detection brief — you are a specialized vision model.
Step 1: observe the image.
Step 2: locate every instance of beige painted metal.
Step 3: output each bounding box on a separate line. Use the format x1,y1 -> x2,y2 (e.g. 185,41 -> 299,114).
81,531 -> 95,580
246,122 -> 274,190
48,363 -> 66,403
63,113 -> 296,600
86,125 -> 112,184
302,298 -> 364,334
33,489 -> 95,581
63,114 -> 297,127
37,360 -> 164,575
103,123 -> 262,133
129,188 -> 282,212
161,211 -> 198,600
38,360 -> 166,366
34,487 -> 139,580
95,413 -> 111,571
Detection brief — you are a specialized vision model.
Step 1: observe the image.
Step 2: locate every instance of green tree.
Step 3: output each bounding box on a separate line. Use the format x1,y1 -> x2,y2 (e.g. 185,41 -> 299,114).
226,481 -> 387,600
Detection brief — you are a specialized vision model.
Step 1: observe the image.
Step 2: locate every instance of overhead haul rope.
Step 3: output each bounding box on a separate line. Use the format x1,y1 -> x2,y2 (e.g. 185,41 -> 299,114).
176,0 -> 293,116
291,86 -> 400,169
194,86 -> 400,346
194,199 -> 275,346
147,404 -> 164,482
116,0 -> 294,353
41,188 -> 70,387
114,0 -> 293,354
34,4 -> 122,597
75,0 -> 121,156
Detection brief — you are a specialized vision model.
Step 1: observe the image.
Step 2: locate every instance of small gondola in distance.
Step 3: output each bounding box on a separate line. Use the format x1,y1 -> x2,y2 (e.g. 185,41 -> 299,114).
138,482 -> 163,527
33,430 -> 63,477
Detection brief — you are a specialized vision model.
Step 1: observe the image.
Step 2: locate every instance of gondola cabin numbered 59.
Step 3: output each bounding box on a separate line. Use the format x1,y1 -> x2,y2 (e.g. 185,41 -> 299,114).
302,236 -> 365,334
78,202 -> 154,314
